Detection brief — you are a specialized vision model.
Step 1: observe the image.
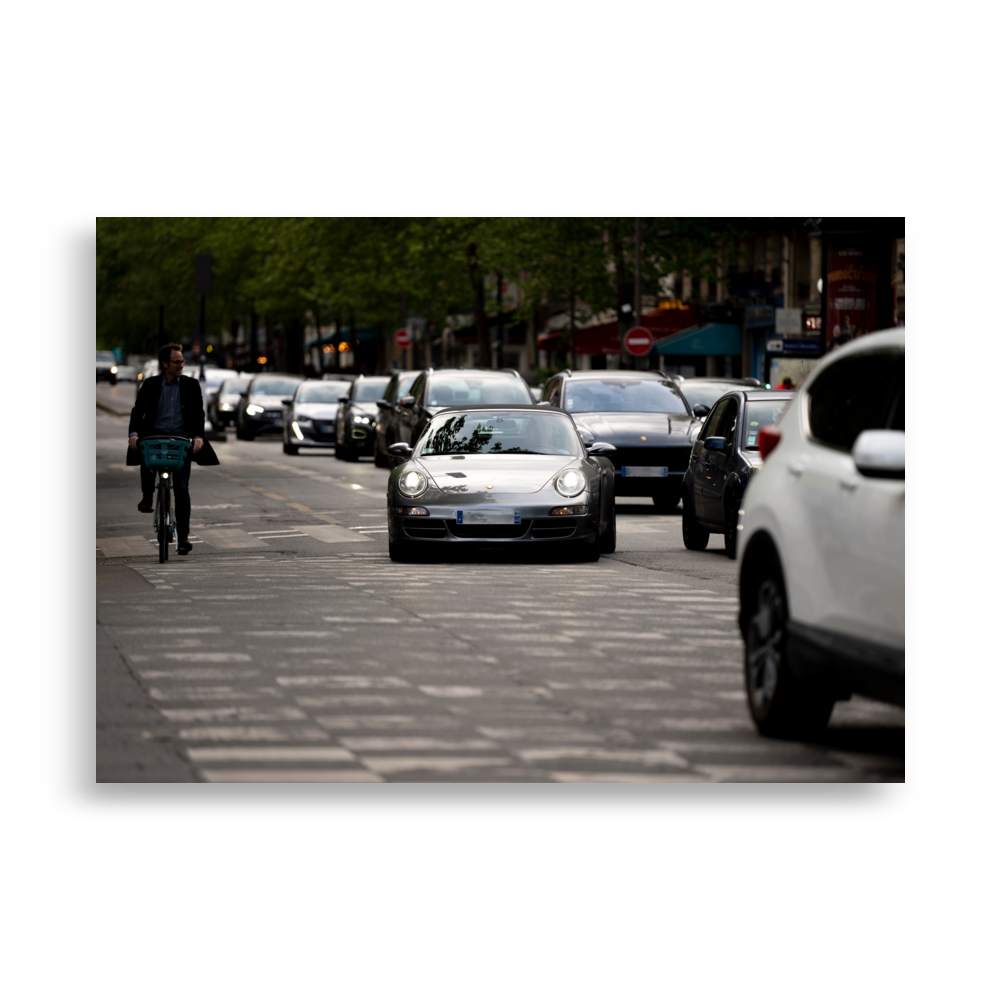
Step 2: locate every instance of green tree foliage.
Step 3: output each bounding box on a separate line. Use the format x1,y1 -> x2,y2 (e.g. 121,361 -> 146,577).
96,217 -> 748,358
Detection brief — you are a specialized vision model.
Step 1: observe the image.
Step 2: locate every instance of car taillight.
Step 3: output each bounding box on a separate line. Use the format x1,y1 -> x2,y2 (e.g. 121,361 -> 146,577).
758,425 -> 782,460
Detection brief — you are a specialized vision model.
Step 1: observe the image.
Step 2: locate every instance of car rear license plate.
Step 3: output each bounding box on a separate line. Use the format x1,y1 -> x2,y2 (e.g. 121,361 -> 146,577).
620,467 -> 670,477
456,508 -> 521,525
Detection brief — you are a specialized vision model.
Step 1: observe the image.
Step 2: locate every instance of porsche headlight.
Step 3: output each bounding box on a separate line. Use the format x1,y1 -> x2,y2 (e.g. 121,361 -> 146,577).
398,470 -> 427,498
556,469 -> 587,497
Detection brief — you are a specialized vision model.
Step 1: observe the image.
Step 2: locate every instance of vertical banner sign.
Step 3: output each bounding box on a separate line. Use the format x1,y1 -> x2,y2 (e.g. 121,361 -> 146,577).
825,244 -> 878,349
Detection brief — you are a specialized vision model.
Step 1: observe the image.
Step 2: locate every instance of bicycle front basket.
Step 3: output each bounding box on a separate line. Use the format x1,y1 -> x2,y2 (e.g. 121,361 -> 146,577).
139,437 -> 192,470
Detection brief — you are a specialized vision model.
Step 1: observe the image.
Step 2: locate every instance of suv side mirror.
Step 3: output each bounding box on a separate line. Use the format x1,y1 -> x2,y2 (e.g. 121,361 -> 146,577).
704,436 -> 726,451
387,442 -> 413,458
376,399 -> 391,410
399,395 -> 415,408
339,395 -> 350,404
692,403 -> 710,417
587,442 -> 617,455
853,430 -> 904,479
281,398 -> 293,405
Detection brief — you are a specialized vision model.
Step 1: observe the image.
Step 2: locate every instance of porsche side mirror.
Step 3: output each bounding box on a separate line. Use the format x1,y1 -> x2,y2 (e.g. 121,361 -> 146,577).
587,442 -> 617,455
692,403 -> 710,417
387,442 -> 413,458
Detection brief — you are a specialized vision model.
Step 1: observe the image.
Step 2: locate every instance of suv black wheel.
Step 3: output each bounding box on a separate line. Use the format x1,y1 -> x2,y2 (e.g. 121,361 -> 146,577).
682,496 -> 710,550
744,553 -> 834,737
651,485 -> 680,512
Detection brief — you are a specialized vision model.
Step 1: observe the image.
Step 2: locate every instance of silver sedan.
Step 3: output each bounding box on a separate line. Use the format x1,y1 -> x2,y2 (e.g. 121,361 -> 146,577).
385,405 -> 617,562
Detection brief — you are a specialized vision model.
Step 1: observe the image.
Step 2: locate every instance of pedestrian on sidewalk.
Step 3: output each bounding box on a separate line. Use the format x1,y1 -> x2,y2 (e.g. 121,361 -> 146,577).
127,344 -> 220,554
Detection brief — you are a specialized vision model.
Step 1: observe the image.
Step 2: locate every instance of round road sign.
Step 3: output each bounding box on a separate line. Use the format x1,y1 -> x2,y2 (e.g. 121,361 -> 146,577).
623,326 -> 654,357
395,328 -> 412,350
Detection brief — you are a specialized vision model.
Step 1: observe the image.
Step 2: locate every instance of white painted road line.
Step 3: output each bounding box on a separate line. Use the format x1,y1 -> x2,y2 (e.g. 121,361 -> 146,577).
187,747 -> 357,762
200,769 -> 382,782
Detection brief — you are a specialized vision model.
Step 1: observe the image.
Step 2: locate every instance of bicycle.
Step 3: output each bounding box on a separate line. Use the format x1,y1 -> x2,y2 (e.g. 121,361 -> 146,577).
137,435 -> 192,563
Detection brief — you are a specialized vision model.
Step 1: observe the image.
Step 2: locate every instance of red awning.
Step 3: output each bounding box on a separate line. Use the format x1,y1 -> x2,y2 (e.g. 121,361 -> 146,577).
537,306 -> 700,355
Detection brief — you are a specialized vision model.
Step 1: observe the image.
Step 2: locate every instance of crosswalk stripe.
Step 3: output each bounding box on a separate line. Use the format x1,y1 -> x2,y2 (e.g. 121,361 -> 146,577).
200,769 -> 382,782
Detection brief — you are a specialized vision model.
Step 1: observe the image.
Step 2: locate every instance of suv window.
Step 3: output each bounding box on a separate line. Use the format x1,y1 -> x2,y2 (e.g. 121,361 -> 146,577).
542,377 -> 561,406
408,374 -> 426,403
807,350 -> 903,451
700,398 -> 731,440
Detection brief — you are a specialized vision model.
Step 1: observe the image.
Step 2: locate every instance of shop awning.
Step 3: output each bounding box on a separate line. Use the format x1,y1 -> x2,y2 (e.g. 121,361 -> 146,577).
650,323 -> 742,357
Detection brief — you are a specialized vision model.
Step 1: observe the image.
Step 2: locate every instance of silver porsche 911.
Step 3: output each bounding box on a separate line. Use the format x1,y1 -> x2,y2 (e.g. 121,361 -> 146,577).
385,405 -> 617,562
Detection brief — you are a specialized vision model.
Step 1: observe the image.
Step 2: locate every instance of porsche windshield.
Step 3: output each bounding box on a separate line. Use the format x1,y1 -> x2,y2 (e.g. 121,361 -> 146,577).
420,413 -> 580,456
564,378 -> 689,414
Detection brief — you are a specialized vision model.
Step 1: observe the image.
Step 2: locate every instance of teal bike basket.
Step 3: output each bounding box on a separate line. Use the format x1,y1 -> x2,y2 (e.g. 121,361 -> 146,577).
139,437 -> 192,470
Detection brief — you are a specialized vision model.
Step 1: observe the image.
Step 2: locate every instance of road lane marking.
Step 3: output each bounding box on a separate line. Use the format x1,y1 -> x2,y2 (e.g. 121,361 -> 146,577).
340,738 -> 500,751
287,503 -> 312,511
161,706 -> 309,722
187,747 -> 357,762
264,493 -> 287,500
295,523 -> 372,543
199,769 -> 382,783
276,676 -> 411,688
359,756 -> 513,774
196,528 -> 268,549
160,652 -> 253,662
552,772 -> 704,783
177,726 -> 331,742
515,747 -> 690,767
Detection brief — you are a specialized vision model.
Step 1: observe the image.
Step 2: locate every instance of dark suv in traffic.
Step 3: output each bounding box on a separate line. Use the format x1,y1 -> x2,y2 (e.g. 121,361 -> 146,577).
382,368 -> 535,467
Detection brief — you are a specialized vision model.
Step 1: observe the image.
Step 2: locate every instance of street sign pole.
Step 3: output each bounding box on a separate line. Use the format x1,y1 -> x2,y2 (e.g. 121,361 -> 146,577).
634,217 -> 642,370
195,254 -> 212,382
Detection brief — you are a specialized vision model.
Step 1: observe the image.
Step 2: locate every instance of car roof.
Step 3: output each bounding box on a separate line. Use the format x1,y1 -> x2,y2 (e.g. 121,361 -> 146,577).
742,390 -> 795,401
424,368 -> 524,378
562,370 -> 666,379
431,404 -> 565,414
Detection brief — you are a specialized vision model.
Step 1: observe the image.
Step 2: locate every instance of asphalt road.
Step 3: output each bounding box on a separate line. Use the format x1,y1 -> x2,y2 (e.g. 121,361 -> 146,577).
96,383 -> 904,782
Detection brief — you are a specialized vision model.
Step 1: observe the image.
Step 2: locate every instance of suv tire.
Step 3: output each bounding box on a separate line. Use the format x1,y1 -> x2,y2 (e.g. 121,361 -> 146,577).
744,552 -> 834,737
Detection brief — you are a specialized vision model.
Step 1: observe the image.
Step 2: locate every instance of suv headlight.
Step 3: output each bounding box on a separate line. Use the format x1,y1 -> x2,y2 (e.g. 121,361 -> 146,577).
246,403 -> 264,416
556,469 -> 586,497
398,470 -> 427,498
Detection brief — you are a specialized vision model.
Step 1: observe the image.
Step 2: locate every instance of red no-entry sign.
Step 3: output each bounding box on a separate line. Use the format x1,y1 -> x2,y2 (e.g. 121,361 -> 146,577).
623,326 -> 654,357
395,328 -> 412,349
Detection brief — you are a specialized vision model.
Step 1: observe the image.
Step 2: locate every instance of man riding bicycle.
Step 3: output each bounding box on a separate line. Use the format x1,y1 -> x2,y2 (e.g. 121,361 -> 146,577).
127,344 -> 220,555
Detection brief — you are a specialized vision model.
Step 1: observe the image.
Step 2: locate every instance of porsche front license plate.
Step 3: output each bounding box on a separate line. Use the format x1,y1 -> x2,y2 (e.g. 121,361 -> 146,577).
620,467 -> 670,477
456,508 -> 521,525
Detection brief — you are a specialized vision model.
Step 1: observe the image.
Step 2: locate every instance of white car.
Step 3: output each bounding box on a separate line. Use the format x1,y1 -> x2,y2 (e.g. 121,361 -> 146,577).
736,327 -> 904,737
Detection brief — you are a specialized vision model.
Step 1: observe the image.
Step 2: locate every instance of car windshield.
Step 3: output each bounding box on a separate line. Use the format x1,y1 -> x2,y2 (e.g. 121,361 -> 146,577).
393,375 -> 417,401
219,378 -> 249,395
565,378 -> 689,414
420,412 -> 580,456
744,400 -> 791,450
678,382 -> 739,409
252,377 -> 302,396
299,382 -> 349,403
354,378 -> 390,402
427,375 -> 532,407
97,352 -> 116,364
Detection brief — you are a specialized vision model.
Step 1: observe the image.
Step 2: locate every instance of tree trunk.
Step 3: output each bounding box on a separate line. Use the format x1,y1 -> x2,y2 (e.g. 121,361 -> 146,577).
468,243 -> 489,367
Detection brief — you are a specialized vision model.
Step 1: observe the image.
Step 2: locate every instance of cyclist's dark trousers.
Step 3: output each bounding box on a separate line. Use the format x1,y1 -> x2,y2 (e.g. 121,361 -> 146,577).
141,460 -> 192,538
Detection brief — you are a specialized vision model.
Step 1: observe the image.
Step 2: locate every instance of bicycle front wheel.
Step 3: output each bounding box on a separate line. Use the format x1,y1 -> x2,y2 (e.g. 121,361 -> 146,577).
157,483 -> 169,563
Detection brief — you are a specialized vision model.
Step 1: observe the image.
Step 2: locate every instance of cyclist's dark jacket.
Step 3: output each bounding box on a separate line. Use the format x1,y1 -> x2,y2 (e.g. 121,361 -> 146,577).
126,374 -> 220,467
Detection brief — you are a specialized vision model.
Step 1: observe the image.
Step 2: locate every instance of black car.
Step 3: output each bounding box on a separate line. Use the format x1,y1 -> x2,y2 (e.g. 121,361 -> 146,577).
673,377 -> 765,417
539,369 -> 702,510
282,378 -> 352,454
96,351 -> 118,384
681,389 -> 794,558
209,376 -> 252,431
235,373 -> 304,440
385,368 -> 535,468
334,375 -> 391,461
374,370 -> 421,467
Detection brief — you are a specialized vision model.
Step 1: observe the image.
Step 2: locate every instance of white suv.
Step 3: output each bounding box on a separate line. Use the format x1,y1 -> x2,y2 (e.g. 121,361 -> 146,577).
736,328 -> 904,737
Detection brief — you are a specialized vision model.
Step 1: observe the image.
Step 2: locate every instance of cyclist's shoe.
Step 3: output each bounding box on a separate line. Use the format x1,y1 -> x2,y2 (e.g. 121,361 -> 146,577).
137,498 -> 154,513
178,537 -> 193,555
